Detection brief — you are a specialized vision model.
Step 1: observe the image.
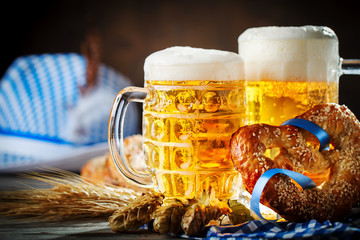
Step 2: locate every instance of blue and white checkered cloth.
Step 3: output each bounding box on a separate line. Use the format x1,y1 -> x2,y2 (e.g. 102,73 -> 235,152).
163,208 -> 360,240
0,53 -> 139,172
206,218 -> 360,240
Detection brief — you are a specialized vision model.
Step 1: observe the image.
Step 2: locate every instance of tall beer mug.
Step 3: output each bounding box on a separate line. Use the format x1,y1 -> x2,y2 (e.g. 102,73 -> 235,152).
238,26 -> 360,125
109,46 -> 245,199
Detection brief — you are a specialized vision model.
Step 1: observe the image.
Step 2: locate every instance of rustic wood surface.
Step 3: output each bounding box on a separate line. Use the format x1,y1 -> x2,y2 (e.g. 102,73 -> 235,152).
1,173 -> 360,239
0,218 -> 180,240
0,173 -> 182,240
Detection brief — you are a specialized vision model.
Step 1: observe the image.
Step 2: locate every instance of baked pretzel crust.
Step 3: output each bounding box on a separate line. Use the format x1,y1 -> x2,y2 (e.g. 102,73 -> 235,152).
81,134 -> 147,191
230,103 -> 360,222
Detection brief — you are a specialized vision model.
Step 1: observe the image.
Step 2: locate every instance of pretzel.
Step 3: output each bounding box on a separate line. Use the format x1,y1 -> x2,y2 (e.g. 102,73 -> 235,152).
230,103 -> 360,222
81,134 -> 148,191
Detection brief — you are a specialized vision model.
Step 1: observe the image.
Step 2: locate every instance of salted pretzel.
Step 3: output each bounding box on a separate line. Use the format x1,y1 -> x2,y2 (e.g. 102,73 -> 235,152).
230,103 -> 360,222
81,134 -> 147,191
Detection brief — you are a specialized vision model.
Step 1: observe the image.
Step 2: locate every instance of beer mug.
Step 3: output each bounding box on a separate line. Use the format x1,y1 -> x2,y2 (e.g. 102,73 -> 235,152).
238,25 -> 360,125
109,46 -> 245,199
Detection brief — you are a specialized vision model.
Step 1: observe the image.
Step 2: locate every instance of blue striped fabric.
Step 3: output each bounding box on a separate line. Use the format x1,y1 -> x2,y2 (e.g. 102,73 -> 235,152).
1,54 -> 83,141
0,53 -> 139,170
1,153 -> 36,167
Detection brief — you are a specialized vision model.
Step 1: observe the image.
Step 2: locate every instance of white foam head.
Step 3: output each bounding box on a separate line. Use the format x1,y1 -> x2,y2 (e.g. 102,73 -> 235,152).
144,46 -> 244,81
238,26 -> 339,82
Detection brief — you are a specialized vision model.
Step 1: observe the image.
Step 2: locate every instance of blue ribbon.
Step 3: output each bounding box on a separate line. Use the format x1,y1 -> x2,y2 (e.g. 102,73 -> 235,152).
281,118 -> 330,151
250,168 -> 316,220
249,118 -> 328,220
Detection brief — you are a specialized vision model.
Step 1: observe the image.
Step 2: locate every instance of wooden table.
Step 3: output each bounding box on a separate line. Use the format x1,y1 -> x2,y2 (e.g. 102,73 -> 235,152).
0,173 -> 182,240
2,173 -> 360,239
0,218 -> 181,240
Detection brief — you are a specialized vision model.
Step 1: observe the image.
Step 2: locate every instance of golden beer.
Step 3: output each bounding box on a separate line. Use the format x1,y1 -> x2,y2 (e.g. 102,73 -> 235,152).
143,79 -> 245,199
239,26 -> 340,126
246,80 -> 339,125
236,26 -> 341,193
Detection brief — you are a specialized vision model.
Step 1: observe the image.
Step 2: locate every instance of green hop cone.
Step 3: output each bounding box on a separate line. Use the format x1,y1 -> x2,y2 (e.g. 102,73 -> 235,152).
228,200 -> 253,225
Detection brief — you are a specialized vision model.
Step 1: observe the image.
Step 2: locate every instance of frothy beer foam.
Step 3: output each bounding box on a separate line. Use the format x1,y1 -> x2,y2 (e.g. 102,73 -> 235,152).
238,26 -> 339,82
144,46 -> 244,81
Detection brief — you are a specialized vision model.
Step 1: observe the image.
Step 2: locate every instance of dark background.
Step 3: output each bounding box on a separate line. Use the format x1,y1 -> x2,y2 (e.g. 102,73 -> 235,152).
1,0 -> 360,118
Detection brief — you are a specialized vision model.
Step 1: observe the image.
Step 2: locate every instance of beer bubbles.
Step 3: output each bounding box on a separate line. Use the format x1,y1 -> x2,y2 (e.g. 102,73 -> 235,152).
238,26 -> 339,125
143,46 -> 245,199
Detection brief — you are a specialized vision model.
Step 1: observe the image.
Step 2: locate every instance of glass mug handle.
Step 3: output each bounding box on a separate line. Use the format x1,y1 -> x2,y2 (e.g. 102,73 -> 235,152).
108,86 -> 153,188
341,59 -> 360,75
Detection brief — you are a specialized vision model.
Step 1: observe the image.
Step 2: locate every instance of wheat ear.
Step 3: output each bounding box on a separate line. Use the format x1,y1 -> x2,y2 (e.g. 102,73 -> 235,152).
0,168 -> 141,221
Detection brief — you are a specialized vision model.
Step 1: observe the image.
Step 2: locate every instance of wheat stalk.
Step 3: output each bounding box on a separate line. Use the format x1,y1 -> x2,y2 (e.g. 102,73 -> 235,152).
0,168 -> 142,221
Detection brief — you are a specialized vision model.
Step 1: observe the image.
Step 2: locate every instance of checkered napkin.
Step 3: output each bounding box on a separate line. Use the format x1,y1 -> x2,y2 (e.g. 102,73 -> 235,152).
168,208 -> 360,240
0,53 -> 139,172
206,219 -> 360,240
